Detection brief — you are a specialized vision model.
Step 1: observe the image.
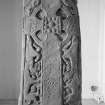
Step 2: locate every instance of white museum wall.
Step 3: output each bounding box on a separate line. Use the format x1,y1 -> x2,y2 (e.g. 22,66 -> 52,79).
78,0 -> 105,99
0,0 -> 104,100
78,0 -> 100,98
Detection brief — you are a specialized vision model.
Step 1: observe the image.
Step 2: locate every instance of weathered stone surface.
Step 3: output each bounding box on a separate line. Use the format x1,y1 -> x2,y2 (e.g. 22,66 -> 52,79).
18,0 -> 82,105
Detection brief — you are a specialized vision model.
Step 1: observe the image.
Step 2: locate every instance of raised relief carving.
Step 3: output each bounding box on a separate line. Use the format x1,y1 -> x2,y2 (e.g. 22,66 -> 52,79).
23,0 -> 43,104
19,0 -> 81,105
43,16 -> 61,34
55,0 -> 81,105
24,34 -> 42,105
24,0 -> 41,16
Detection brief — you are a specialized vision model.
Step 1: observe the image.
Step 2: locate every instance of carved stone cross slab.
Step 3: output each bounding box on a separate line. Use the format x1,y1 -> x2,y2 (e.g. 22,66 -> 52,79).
18,0 -> 82,105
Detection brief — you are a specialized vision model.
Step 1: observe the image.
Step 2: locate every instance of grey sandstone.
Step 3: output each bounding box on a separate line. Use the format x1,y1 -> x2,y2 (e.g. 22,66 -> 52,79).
18,0 -> 82,105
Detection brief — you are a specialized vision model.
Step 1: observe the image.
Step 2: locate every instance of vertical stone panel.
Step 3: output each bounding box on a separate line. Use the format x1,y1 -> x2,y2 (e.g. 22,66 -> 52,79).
42,33 -> 62,105
18,0 -> 82,105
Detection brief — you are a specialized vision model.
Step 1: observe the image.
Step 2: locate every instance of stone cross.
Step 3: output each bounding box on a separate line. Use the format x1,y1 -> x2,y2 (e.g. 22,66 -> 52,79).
18,0 -> 82,105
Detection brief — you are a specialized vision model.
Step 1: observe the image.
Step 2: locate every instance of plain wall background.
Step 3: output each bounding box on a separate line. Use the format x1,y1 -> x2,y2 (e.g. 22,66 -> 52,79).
0,0 -> 102,99
0,0 -> 22,99
78,0 -> 100,98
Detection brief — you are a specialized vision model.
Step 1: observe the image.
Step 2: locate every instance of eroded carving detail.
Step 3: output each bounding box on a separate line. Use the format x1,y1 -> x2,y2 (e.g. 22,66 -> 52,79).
60,2 -> 81,105
24,0 -> 43,104
19,0 -> 81,105
25,0 -> 41,16
24,37 -> 42,105
53,0 -> 81,105
43,16 -> 61,34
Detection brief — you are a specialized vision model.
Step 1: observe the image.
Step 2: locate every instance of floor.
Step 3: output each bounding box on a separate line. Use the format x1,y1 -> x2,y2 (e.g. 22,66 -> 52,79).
0,99 -> 105,105
82,99 -> 105,105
